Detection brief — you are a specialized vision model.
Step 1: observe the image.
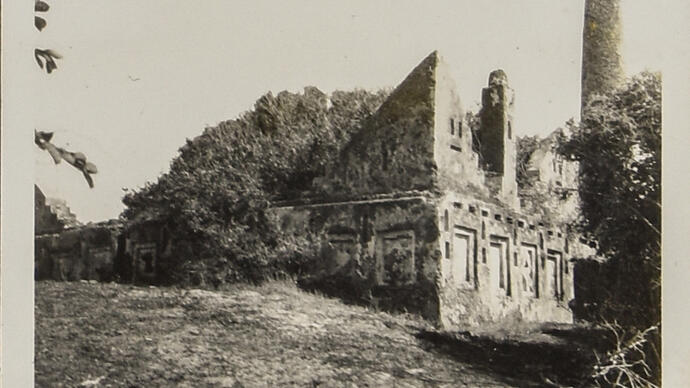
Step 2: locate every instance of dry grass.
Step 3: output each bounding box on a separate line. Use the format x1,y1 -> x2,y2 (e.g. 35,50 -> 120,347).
36,280 -> 517,387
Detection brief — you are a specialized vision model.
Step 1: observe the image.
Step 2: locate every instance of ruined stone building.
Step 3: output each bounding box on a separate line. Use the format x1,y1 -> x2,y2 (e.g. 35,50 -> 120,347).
35,187 -> 121,281
34,51 -> 596,328
35,185 -> 80,235
34,0 -> 625,329
34,184 -> 158,283
34,208 -> 169,284
519,131 -> 582,225
273,51 -> 595,328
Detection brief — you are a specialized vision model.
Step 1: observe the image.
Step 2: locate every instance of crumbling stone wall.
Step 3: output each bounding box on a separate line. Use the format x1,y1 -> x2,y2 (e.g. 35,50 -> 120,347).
435,193 -> 595,328
273,194 -> 443,321
321,51 -> 492,201
34,219 -> 172,284
477,70 -> 519,209
35,186 -> 65,235
326,53 -> 439,197
118,220 -> 172,284
521,132 -> 581,224
272,189 -> 594,328
432,57 -> 486,194
35,222 -> 121,281
274,51 -> 595,327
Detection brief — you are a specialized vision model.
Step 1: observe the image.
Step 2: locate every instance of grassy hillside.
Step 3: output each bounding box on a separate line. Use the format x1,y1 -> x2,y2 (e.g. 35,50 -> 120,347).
36,281 -> 607,387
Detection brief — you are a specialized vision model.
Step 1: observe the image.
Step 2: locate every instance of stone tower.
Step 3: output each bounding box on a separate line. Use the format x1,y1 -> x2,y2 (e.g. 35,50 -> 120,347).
581,0 -> 624,114
479,70 -> 519,209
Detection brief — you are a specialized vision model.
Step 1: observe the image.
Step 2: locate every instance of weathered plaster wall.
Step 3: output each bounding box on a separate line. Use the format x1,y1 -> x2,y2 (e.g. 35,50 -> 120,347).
271,52 -> 596,328
272,188 -> 594,328
272,194 -> 443,321
120,221 -> 172,283
325,52 -> 439,197
317,52 -> 507,206
522,133 -> 581,224
434,191 -> 594,328
35,186 -> 81,236
527,134 -> 579,191
432,57 -> 486,193
35,185 -> 65,235
34,220 -> 173,284
477,70 -> 519,209
35,223 -> 120,282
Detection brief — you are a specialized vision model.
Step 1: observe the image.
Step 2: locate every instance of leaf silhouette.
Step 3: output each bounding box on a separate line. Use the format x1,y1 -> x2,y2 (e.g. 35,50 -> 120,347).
35,16 -> 47,31
44,49 -> 62,59
34,49 -> 61,73
35,1 -> 50,12
34,49 -> 45,69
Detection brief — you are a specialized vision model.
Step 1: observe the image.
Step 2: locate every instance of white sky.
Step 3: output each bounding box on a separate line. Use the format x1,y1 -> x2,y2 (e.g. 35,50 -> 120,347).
32,0 -> 669,222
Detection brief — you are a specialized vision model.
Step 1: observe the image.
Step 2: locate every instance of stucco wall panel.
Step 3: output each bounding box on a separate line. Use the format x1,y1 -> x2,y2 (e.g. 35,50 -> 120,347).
435,192 -> 584,329
272,195 -> 442,321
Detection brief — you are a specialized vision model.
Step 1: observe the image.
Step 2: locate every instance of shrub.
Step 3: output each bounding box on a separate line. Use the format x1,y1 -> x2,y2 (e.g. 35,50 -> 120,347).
122,88 -> 388,286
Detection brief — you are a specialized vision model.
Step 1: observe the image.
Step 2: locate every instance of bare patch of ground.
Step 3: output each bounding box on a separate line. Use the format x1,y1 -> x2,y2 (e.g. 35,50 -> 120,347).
36,281 -> 604,387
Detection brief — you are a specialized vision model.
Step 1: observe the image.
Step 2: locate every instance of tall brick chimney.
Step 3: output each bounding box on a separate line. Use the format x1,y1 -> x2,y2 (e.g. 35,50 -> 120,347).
581,0 -> 624,115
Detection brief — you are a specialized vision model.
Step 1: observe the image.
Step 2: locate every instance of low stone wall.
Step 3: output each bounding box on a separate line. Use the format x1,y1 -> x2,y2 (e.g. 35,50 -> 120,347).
35,225 -> 120,282
34,220 -> 170,284
273,190 -> 596,328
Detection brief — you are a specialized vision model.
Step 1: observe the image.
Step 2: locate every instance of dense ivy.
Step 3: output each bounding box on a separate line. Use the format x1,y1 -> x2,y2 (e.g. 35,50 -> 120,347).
122,87 -> 388,285
559,72 -> 661,386
559,71 -> 661,326
515,135 -> 540,190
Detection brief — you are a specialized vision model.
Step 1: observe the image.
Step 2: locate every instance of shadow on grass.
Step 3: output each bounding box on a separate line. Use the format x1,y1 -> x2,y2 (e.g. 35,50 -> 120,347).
415,325 -> 612,387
